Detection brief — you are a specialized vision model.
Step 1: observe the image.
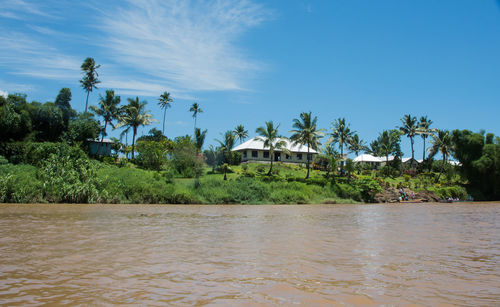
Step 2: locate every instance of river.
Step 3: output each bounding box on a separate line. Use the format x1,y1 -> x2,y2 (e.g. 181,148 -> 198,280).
0,203 -> 499,306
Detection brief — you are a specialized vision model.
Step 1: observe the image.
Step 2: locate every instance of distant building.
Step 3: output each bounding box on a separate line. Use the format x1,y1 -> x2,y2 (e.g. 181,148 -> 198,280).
401,157 -> 420,166
88,138 -> 113,156
353,154 -> 392,169
232,137 -> 318,164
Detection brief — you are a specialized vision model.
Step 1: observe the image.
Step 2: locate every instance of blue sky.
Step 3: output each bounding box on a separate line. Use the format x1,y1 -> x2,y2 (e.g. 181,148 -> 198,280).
1,0 -> 499,157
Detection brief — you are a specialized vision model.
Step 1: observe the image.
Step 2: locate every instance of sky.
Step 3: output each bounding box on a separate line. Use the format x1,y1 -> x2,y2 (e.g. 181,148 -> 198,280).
1,0 -> 499,158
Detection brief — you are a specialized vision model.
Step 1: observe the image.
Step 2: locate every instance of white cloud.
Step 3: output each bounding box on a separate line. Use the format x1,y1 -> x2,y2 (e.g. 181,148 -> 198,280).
0,90 -> 7,98
98,0 -> 270,92
0,0 -> 54,19
0,0 -> 270,97
0,32 -> 82,82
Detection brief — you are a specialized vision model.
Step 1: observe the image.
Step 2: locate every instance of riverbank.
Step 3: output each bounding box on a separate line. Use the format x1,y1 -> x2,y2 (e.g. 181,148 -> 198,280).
1,158 -> 471,204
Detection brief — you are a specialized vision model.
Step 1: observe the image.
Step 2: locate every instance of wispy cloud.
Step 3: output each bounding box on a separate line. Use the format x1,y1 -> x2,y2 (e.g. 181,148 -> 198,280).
0,0 -> 54,19
0,0 -> 270,98
98,0 -> 271,92
0,79 -> 34,93
0,32 -> 82,81
0,89 -> 7,98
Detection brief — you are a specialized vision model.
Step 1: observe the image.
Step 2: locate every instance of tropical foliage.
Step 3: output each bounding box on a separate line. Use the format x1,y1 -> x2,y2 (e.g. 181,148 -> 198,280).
256,121 -> 288,176
290,112 -> 323,178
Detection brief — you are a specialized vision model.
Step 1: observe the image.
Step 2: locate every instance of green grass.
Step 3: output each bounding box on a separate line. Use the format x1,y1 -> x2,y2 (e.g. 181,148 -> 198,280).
0,160 -> 466,204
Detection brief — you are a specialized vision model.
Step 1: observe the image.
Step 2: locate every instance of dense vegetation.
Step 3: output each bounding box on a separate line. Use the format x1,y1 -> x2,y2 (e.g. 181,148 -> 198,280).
0,58 -> 498,204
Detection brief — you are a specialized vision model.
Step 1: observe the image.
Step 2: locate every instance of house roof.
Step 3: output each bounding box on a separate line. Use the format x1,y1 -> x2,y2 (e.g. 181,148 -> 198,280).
353,154 -> 394,163
402,157 -> 420,163
87,138 -> 114,144
232,137 -> 318,154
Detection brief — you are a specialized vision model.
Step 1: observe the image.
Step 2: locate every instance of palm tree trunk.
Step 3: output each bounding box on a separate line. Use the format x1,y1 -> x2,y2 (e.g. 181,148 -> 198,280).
268,148 -> 273,176
340,144 -> 344,176
410,136 -> 415,168
437,153 -> 446,182
132,127 -> 137,160
194,116 -> 197,132
162,108 -> 166,136
85,91 -> 90,113
98,121 -> 108,156
422,136 -> 426,161
306,146 -> 310,179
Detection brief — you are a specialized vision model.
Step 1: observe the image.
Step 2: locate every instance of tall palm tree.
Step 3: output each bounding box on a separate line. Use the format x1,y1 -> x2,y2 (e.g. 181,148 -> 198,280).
399,114 -> 418,168
321,145 -> 339,179
79,57 -> 101,113
347,134 -> 367,157
378,130 -> 401,164
116,97 -> 157,159
255,121 -> 288,176
290,112 -> 324,179
328,117 -> 353,175
158,92 -> 173,136
430,130 -> 453,182
417,116 -> 434,162
194,128 -> 207,153
89,89 -> 121,154
234,124 -> 248,144
189,102 -> 203,131
215,131 -> 236,180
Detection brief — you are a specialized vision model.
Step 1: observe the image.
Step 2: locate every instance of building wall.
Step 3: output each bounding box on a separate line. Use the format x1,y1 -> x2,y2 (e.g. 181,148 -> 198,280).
237,149 -> 315,164
89,142 -> 112,156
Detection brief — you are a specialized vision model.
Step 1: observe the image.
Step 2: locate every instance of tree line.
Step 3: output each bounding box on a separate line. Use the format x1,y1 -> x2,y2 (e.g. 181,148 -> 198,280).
0,57 -> 498,200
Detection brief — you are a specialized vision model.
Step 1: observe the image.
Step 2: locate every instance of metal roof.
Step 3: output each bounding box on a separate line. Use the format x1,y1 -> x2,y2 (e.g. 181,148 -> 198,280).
232,137 -> 318,154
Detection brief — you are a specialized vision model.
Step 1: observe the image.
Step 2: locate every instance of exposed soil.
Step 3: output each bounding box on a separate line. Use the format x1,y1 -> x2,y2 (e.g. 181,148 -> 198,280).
374,187 -> 440,203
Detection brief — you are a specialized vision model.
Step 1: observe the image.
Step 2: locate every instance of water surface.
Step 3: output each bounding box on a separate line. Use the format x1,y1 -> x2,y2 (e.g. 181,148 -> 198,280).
1,203 -> 499,306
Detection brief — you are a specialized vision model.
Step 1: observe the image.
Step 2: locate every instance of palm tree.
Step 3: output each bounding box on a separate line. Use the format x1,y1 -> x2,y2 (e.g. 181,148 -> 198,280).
89,90 -> 121,154
116,97 -> 157,159
321,145 -> 339,179
79,57 -> 101,113
430,130 -> 453,182
328,118 -> 353,175
347,134 -> 367,157
158,92 -> 173,136
234,124 -> 248,144
417,116 -> 434,162
378,130 -> 401,164
189,102 -> 203,131
255,121 -> 288,176
194,128 -> 207,153
215,131 -> 236,180
290,112 -> 324,179
204,145 -> 221,173
399,114 -> 418,168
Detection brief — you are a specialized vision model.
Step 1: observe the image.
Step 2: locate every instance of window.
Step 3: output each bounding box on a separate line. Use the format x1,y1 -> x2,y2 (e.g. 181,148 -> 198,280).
297,153 -> 302,160
263,151 -> 269,158
243,151 -> 247,158
286,154 -> 290,160
252,151 -> 258,158
307,154 -> 313,161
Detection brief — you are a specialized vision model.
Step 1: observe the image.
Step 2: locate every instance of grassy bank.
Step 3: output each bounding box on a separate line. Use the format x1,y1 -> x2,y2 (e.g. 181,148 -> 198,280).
1,154 -> 470,204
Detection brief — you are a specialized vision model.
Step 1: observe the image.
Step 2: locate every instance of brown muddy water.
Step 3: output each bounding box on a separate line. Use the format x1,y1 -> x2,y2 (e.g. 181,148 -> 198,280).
0,203 -> 499,306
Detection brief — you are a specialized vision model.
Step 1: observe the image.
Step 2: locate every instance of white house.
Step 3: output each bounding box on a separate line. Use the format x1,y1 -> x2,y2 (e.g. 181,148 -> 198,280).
353,154 -> 394,169
232,138 -> 318,164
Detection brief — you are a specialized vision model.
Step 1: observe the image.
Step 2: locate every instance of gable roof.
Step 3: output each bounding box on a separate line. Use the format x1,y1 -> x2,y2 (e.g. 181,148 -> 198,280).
353,154 -> 395,163
232,137 -> 318,154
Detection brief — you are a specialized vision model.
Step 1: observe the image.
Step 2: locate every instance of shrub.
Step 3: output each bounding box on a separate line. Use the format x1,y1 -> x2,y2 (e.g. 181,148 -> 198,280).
0,163 -> 44,203
39,154 -> 103,203
24,142 -> 86,166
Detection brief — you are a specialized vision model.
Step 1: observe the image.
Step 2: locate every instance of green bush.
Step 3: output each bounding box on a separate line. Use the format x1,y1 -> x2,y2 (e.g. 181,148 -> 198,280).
0,163 -> 43,203
39,154 -> 103,203
25,142 -> 86,166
